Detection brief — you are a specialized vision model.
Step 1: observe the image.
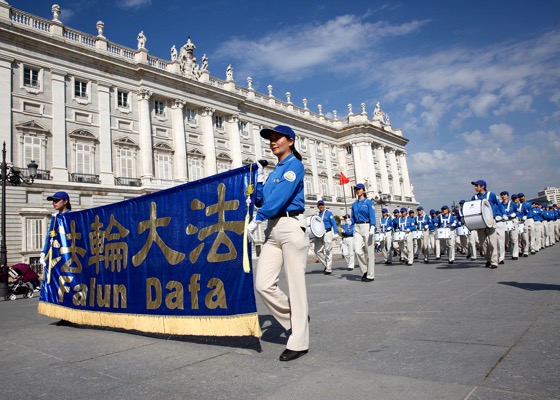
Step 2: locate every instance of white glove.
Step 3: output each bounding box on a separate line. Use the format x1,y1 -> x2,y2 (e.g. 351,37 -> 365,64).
257,161 -> 265,183
333,233 -> 339,239
369,226 -> 375,235
406,228 -> 410,232
247,220 -> 261,242
39,252 -> 46,267
495,215 -> 502,221
503,215 -> 509,220
523,216 -> 527,221
510,213 -> 516,218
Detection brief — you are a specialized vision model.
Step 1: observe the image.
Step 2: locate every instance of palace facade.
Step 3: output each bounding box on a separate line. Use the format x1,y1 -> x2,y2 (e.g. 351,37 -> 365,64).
0,2 -> 416,268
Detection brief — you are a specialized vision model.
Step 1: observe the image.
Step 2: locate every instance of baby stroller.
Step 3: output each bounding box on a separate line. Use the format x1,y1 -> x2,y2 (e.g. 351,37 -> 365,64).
0,263 -> 40,301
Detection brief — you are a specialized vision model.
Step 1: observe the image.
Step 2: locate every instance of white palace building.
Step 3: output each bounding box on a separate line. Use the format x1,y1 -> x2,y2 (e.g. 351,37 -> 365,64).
0,2 -> 416,268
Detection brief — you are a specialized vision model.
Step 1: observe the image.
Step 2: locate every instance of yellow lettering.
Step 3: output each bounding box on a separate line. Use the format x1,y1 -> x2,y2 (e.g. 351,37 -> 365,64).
205,278 -> 227,309
58,275 -> 73,302
72,284 -> 88,306
146,277 -> 162,309
165,281 -> 184,310
189,274 -> 201,309
96,284 -> 111,308
89,277 -> 96,307
112,284 -> 127,308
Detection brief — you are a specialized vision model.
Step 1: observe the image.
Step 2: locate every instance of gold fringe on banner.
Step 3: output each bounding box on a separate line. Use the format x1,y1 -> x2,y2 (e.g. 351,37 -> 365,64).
38,302 -> 262,338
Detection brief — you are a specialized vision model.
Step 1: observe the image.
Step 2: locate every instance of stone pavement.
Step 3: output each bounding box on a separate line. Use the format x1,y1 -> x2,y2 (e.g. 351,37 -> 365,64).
1,246 -> 559,400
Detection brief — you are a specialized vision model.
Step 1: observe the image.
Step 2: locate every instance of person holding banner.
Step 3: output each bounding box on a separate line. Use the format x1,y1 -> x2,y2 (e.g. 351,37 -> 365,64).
40,191 -> 72,271
247,125 -> 309,362
314,200 -> 339,275
351,183 -> 376,282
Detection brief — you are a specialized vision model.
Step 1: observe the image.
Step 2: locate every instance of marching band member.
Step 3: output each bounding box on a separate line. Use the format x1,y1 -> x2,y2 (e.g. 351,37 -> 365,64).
435,205 -> 457,264
351,183 -> 376,282
495,191 -> 508,264
41,191 -> 72,273
429,209 -> 439,260
379,208 -> 394,265
340,214 -> 355,271
248,125 -> 309,362
530,203 -> 543,253
554,204 -> 560,243
471,180 -> 501,269
397,207 -> 416,265
414,206 -> 432,263
518,193 -> 532,256
501,191 -> 519,260
392,209 -> 402,260
314,200 -> 339,275
433,210 -> 442,260
455,200 -> 470,257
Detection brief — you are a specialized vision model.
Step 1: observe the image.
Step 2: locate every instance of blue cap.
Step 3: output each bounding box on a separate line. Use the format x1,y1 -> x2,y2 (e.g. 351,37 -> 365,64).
393,209 -> 400,213
400,207 -> 407,212
408,209 -> 414,214
500,191 -> 509,196
511,194 -> 518,199
518,192 -> 525,197
429,209 -> 436,214
317,200 -> 325,206
417,206 -> 424,210
471,180 -> 487,187
260,125 -> 296,140
355,183 -> 366,190
47,191 -> 69,201
441,205 -> 449,210
459,199 -> 465,204
382,208 -> 388,212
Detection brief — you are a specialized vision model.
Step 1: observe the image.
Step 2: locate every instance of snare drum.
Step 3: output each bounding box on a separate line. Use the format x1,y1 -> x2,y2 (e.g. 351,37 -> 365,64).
463,199 -> 494,230
393,231 -> 406,242
456,226 -> 470,236
412,230 -> 424,239
505,220 -> 515,232
306,216 -> 325,239
436,228 -> 451,239
374,232 -> 385,242
518,223 -> 525,233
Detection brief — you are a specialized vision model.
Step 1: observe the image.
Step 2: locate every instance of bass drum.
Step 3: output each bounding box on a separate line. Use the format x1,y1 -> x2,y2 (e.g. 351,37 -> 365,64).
306,216 -> 325,239
463,199 -> 494,230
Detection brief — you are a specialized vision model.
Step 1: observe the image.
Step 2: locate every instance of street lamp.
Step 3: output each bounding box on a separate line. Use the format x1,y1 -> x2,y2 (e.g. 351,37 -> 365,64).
1,141 -> 37,295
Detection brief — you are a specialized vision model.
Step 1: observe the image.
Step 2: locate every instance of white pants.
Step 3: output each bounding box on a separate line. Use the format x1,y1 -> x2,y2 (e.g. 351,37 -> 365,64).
341,236 -> 355,269
380,232 -> 393,262
496,221 -> 506,262
314,230 -> 334,272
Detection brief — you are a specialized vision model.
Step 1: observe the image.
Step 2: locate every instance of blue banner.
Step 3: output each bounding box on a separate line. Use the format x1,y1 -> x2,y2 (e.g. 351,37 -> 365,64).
38,165 -> 261,337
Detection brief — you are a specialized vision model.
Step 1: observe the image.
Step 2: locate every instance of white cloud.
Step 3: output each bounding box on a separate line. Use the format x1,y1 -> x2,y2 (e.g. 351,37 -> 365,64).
117,0 -> 151,9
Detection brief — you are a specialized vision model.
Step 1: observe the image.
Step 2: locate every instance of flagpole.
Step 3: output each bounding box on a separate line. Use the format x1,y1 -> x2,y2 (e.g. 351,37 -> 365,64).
343,184 -> 348,217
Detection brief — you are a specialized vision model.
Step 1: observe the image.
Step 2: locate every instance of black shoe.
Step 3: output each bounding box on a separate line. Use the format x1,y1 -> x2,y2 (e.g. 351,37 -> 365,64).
485,261 -> 491,268
512,257 -> 518,260
531,251 -> 535,255
363,277 -> 374,282
384,261 -> 392,265
499,260 -> 504,265
435,257 -> 441,260
361,273 -> 367,282
490,265 -> 498,269
470,257 -> 476,261
279,349 -> 308,361
448,260 -> 454,264
523,254 -> 528,257
424,259 -> 429,264
324,270 -> 332,275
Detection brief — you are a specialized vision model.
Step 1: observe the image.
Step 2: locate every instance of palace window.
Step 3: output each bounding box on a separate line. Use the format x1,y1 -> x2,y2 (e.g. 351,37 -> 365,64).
23,136 -> 42,169
75,142 -> 93,174
304,174 -> 314,194
74,79 -> 88,99
239,121 -> 249,137
157,153 -> 172,180
320,177 -> 328,196
217,160 -> 231,174
188,157 -> 203,181
345,145 -> 352,155
26,218 -> 44,251
117,90 -> 129,108
119,148 -> 135,178
214,115 -> 224,129
186,108 -> 197,124
154,100 -> 165,116
23,67 -> 40,88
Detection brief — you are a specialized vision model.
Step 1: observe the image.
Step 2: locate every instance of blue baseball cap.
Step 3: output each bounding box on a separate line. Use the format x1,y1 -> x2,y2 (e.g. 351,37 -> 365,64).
382,208 -> 388,212
441,205 -> 449,210
355,183 -> 366,190
518,192 -> 525,197
408,209 -> 414,214
500,191 -> 509,196
511,194 -> 518,199
260,125 -> 296,140
417,206 -> 424,210
393,209 -> 400,213
47,191 -> 69,201
317,200 -> 325,206
459,200 -> 465,204
400,207 -> 407,212
429,209 -> 436,214
471,180 -> 487,187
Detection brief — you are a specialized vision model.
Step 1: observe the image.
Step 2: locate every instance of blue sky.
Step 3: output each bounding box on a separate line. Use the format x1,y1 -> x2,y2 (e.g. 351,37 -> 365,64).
10,0 -> 560,208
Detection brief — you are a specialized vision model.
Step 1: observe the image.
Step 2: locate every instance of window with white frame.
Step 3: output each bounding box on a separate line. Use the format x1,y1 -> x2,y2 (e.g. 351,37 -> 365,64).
320,177 -> 328,196
316,142 -> 323,155
217,160 -> 231,174
239,121 -> 249,136
74,79 -> 88,99
154,100 -> 165,116
24,136 -> 41,168
119,148 -> 135,178
186,108 -> 197,124
117,90 -> 129,108
75,142 -> 93,174
336,183 -> 343,199
214,115 -> 224,129
188,157 -> 203,181
26,218 -> 44,251
23,67 -> 40,88
345,145 -> 352,155
304,174 -> 314,194
157,153 -> 172,180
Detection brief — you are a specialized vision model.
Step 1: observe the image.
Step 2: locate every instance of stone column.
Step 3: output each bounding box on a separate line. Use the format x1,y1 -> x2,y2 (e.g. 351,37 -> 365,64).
137,89 -> 154,183
171,99 -> 188,182
387,149 -> 402,198
352,142 -> 363,185
375,145 -> 390,195
97,82 -> 113,184
50,70 -> 68,181
0,56 -> 12,156
360,140 -> 376,194
200,107 -> 217,176
398,151 -> 413,200
324,143 -> 335,197
227,114 -> 242,168
309,140 -> 319,195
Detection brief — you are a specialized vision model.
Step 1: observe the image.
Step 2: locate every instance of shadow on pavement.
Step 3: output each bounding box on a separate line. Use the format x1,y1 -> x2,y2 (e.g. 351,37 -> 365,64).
498,281 -> 560,291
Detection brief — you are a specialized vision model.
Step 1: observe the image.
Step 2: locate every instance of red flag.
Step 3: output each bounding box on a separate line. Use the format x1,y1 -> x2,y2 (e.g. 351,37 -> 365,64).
339,172 -> 350,185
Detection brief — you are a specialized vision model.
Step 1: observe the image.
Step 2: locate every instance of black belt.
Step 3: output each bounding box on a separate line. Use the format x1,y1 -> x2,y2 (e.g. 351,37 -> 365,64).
355,222 -> 368,224
271,210 -> 302,220
345,235 -> 353,237
326,228 -> 332,232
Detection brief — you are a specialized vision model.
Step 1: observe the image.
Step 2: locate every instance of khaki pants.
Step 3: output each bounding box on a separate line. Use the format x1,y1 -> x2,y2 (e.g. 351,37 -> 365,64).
354,223 -> 375,279
341,236 -> 355,269
314,230 -> 334,272
255,216 -> 309,351
380,232 -> 393,263
477,226 -> 498,266
496,221 -> 506,262
506,219 -> 519,258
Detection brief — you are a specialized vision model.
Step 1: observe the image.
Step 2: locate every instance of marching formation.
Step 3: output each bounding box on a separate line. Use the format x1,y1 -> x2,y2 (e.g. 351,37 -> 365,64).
310,179 -> 560,280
